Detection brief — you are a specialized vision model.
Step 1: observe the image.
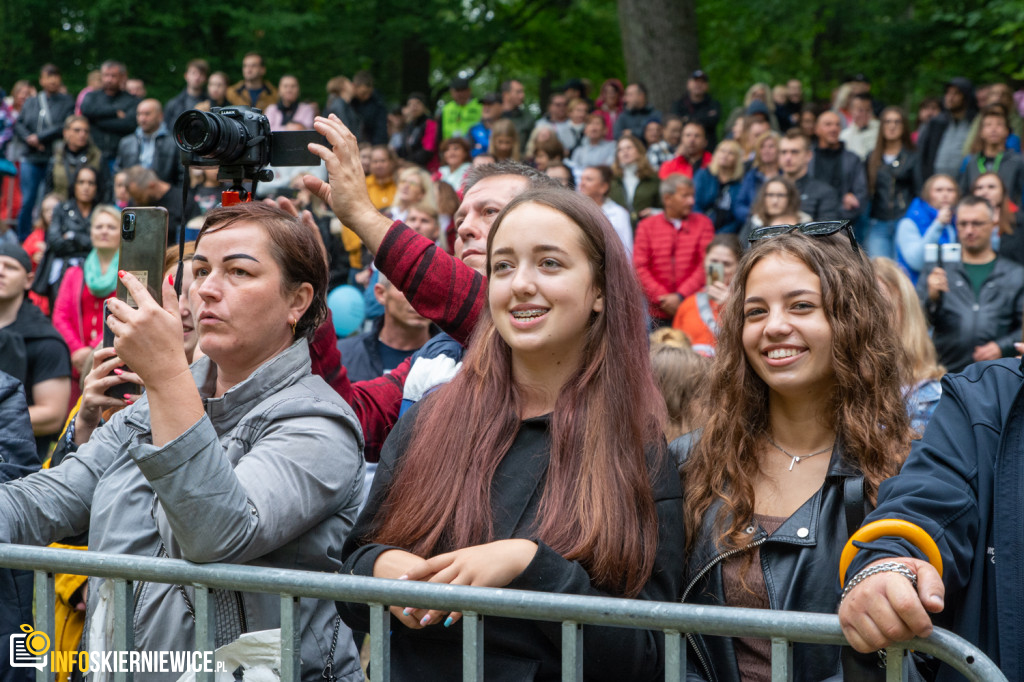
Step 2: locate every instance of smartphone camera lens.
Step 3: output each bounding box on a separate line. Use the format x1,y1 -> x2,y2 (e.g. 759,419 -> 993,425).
122,212 -> 136,241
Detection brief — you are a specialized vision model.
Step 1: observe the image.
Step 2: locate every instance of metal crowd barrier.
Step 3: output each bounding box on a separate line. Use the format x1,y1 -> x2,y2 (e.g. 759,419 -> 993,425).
0,544 -> 1004,682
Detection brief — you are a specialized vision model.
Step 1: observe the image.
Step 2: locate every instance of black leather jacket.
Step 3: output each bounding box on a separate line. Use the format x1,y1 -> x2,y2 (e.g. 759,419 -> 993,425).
682,446 -> 881,682
870,149 -> 919,221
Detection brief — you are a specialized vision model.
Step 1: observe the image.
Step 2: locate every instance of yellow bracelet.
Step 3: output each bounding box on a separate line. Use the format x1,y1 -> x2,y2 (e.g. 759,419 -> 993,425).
839,519 -> 943,586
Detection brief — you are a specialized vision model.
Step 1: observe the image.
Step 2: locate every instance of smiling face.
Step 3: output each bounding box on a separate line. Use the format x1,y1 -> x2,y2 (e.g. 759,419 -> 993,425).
488,202 -> 602,371
443,142 -> 468,168
742,253 -> 833,402
455,175 -> 528,273
191,223 -> 311,376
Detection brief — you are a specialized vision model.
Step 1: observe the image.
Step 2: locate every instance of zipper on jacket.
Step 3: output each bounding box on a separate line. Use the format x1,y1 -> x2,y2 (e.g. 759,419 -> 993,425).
682,535 -> 769,682
234,590 -> 248,634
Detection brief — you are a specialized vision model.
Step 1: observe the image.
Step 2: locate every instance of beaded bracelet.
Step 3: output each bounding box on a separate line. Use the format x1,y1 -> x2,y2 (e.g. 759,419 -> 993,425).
839,561 -> 918,606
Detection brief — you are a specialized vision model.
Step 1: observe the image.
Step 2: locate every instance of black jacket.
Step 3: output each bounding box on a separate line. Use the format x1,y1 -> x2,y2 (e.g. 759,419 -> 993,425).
682,446 -> 881,682
115,127 -> 183,185
163,88 -> 205,129
615,105 -> 662,141
870,148 -> 919,221
918,258 -> 1024,373
916,109 -> 977,185
808,145 -> 868,222
79,89 -> 140,158
12,92 -> 75,165
847,359 -> 1024,681
671,95 -> 722,148
339,401 -> 685,681
351,91 -> 389,145
793,174 -> 842,221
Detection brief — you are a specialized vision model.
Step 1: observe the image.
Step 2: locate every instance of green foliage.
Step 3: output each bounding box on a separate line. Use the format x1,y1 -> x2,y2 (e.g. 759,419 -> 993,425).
695,0 -> 1024,115
1,0 -> 621,111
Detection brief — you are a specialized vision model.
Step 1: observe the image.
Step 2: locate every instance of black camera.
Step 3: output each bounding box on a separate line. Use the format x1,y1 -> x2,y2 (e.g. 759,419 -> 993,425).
173,105 -> 321,182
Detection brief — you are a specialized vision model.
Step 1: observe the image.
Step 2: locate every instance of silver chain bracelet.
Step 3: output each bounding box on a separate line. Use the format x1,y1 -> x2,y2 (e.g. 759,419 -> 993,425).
840,561 -> 918,606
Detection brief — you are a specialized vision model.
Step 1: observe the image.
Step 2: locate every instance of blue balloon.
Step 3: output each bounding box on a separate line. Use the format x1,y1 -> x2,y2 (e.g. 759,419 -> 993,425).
327,285 -> 366,337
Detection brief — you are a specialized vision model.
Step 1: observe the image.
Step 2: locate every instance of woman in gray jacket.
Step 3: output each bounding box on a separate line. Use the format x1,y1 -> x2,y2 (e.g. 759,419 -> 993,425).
0,202 -> 365,682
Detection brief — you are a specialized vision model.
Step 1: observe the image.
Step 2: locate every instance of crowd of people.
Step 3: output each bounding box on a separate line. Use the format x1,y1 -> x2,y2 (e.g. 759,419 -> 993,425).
1,53 -> 1023,681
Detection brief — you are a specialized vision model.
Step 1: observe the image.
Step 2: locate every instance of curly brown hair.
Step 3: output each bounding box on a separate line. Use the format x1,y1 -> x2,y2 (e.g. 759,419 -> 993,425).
682,231 -> 913,552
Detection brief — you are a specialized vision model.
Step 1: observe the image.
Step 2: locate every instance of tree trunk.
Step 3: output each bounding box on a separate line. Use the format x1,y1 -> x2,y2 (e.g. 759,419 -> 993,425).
401,38 -> 432,102
617,0 -> 700,114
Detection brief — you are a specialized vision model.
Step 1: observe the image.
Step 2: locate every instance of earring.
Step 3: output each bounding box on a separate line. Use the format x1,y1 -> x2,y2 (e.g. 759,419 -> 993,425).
290,319 -> 297,336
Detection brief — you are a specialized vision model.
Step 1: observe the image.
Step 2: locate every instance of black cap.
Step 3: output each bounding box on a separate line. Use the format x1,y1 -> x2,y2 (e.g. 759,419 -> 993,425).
691,70 -> 708,81
450,76 -> 470,90
480,92 -> 501,105
945,76 -> 973,94
0,241 -> 31,273
561,78 -> 585,92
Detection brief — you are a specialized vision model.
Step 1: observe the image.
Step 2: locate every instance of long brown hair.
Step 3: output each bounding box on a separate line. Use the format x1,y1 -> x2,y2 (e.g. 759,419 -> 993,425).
373,187 -> 666,597
683,232 -> 912,552
750,177 -> 801,223
867,106 -> 913,196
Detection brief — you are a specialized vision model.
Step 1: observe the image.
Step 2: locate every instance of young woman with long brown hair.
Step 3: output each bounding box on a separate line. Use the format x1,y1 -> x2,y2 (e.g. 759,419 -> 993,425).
338,187 -> 684,681
681,225 -> 913,681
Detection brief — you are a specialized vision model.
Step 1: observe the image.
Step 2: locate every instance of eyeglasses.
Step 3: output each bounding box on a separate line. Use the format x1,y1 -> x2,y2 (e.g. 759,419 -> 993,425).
748,220 -> 859,252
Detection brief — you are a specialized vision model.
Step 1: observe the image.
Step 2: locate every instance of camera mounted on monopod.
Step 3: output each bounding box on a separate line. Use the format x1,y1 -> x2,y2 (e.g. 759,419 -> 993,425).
167,105 -> 323,296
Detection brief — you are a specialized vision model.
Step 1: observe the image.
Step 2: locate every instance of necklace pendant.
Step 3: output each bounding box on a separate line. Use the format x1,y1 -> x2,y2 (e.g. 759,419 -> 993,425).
789,457 -> 798,471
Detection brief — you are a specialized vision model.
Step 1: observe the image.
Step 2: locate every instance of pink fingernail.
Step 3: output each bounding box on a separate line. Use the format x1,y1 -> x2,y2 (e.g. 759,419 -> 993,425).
113,369 -> 123,376
419,615 -> 431,626
397,574 -> 408,581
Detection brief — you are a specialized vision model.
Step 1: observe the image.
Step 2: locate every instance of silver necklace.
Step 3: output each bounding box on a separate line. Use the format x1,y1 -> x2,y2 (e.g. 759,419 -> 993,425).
768,437 -> 834,471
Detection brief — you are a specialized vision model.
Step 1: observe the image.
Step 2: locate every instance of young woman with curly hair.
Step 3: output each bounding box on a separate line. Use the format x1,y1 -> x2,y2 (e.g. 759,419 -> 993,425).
681,226 -> 914,682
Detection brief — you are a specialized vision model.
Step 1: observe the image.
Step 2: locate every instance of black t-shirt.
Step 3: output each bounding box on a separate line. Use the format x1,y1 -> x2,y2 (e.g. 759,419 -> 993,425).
0,300 -> 72,454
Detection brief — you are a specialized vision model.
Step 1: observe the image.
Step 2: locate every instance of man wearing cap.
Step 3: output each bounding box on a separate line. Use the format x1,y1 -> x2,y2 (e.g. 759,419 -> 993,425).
0,242 -> 71,457
441,76 -> 481,140
918,77 -> 979,181
672,70 -> 721,148
468,93 -> 503,157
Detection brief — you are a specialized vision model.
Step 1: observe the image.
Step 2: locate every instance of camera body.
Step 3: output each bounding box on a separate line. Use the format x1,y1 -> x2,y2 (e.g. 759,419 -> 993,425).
173,105 -> 320,184
174,105 -> 271,172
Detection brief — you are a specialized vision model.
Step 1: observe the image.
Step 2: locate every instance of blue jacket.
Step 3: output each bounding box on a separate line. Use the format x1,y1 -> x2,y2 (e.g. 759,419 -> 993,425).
733,167 -> 780,225
848,359 -> 1024,681
693,169 -> 742,233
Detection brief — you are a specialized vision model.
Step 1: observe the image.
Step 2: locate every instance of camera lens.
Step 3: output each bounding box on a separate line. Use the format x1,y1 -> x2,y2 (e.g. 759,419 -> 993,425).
173,109 -> 248,162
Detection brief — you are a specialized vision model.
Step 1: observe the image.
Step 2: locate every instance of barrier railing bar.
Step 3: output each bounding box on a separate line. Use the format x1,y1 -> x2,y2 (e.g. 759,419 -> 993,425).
369,603 -> 390,682
561,621 -> 582,682
112,578 -> 133,682
887,647 -> 909,682
1,545 -> 1004,682
770,637 -> 792,682
193,586 -> 216,682
462,611 -> 483,682
34,570 -> 54,682
280,595 -> 301,682
663,629 -> 683,682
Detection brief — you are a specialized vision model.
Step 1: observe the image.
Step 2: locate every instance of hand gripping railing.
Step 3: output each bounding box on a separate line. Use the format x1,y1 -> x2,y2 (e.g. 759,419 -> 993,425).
0,544 -> 1004,682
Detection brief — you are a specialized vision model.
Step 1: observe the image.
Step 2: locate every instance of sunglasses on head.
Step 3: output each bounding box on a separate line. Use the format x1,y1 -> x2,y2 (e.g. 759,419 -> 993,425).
748,220 -> 859,252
